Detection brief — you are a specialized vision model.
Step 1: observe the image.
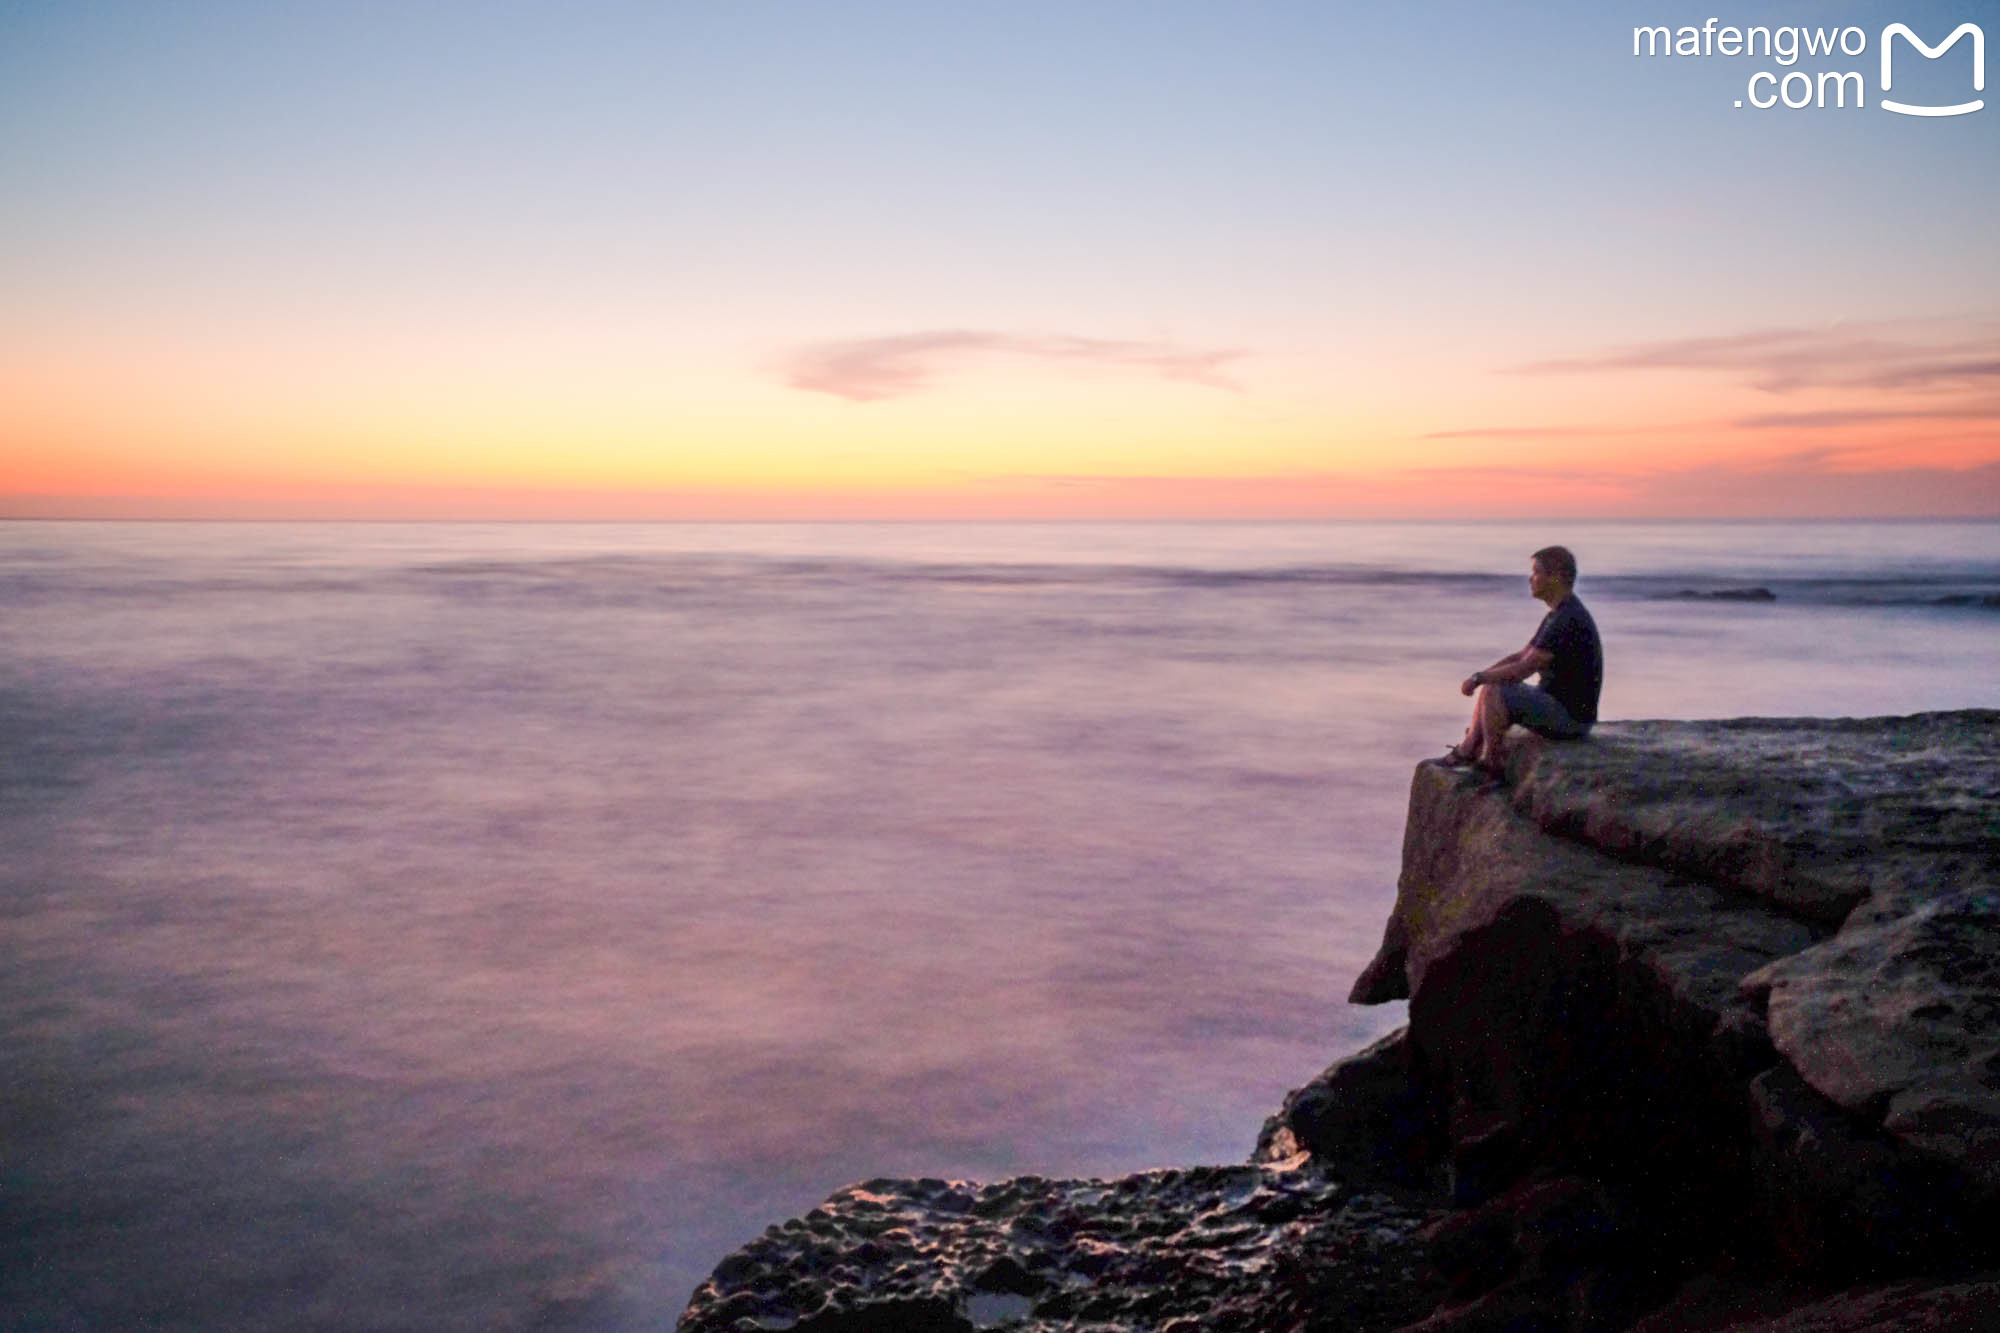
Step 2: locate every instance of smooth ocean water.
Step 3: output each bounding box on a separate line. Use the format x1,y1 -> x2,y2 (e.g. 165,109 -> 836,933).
1,519 -> 1995,1330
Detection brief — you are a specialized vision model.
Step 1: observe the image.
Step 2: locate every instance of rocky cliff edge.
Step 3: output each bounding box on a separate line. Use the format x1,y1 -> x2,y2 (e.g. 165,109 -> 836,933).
680,710 -> 2000,1332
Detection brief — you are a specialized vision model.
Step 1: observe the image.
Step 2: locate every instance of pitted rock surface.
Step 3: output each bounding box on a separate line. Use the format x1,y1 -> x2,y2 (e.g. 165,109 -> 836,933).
677,1166 -> 1444,1333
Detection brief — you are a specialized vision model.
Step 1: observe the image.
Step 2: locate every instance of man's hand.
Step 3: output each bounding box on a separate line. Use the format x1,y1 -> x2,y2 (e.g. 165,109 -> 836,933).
1463,644 -> 1553,697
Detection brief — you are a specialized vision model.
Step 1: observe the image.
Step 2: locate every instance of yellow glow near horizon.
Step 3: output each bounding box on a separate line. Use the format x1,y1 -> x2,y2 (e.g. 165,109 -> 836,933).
5,321 -> 1997,519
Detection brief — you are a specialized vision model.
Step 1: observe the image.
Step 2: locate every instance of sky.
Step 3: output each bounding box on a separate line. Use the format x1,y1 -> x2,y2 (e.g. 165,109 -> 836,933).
3,0 -> 1998,519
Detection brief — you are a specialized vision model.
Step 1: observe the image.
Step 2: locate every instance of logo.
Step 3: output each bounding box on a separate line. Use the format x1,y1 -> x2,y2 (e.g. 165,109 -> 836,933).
1881,22 -> 1984,116
1631,19 -> 1987,114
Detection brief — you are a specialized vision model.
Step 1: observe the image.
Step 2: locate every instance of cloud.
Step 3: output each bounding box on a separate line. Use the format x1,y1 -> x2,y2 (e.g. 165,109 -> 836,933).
1422,424 -> 1683,440
1861,360 -> 2000,392
1507,320 -> 2000,395
1438,403 -> 2000,436
783,329 -> 1244,401
1730,401 -> 2000,430
1433,320 -> 2000,443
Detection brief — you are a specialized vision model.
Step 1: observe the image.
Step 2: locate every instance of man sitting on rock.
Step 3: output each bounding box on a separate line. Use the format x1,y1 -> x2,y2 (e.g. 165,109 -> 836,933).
1447,545 -> 1602,775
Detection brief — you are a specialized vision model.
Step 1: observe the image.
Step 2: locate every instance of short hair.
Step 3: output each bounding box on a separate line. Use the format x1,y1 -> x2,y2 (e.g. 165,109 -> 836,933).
1532,545 -> 1577,583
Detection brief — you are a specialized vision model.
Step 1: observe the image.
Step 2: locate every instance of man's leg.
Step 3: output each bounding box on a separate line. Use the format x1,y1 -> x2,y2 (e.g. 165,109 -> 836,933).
1497,684 -> 1585,741
1459,684 -> 1582,771
1455,682 -> 1511,767
1474,683 -> 1510,768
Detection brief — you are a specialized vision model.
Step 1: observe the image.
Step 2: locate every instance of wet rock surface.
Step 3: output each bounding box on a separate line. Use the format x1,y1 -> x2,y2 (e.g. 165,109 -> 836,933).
676,1166 -> 1445,1332
686,711 -> 1999,1330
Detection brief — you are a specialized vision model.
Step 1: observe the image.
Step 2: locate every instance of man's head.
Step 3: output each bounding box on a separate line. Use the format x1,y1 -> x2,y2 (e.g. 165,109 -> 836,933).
1529,545 -> 1577,603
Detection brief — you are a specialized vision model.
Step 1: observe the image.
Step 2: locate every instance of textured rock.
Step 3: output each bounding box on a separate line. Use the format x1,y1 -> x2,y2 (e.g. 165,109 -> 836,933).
1629,1271 -> 2000,1332
1743,892 -> 2000,1190
1718,1273 -> 2000,1331
1254,1026 -> 1436,1187
1410,1173 -> 1654,1327
1347,711 -> 1999,1284
1348,748 -> 1815,1225
1349,740 -> 1826,1007
675,1167 -> 1445,1333
1744,1062 -> 1978,1271
1503,711 -> 2000,924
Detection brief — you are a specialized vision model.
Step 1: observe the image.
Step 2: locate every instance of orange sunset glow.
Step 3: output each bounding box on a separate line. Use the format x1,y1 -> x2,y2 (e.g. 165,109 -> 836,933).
4,5 -> 1997,519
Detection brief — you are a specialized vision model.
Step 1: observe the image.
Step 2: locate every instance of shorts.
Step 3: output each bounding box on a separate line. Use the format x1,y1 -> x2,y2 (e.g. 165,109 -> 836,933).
1498,684 -> 1590,740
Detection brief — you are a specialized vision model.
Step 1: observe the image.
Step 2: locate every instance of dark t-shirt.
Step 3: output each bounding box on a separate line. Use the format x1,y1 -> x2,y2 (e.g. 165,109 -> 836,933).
1530,594 -> 1603,726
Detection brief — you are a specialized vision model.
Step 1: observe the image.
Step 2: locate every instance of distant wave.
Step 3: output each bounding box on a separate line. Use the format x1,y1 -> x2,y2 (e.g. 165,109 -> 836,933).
384,556 -> 1522,595
386,557 -> 2000,609
4,552 -> 1997,612
1609,575 -> 2000,609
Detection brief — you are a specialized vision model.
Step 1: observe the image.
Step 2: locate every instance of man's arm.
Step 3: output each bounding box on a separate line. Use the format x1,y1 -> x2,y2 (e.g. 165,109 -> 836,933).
1460,644 -> 1554,696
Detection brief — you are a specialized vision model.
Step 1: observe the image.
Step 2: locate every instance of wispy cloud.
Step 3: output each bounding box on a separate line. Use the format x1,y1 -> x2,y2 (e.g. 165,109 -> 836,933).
1436,400 -> 2000,437
1507,321 -> 2000,395
1731,401 -> 2000,430
1430,320 -> 2000,442
1422,424 -> 1683,440
783,330 -> 1244,401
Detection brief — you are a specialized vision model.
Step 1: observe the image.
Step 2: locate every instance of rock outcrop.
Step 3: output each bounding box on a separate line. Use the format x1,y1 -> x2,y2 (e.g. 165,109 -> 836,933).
682,711 -> 2000,1331
677,1169 -> 1444,1333
1346,712 -> 1999,1268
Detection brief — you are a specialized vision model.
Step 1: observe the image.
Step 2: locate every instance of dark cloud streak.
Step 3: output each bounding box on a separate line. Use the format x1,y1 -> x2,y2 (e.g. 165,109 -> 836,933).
1437,320 -> 2000,443
1506,321 -> 2000,395
1732,401 -> 2000,430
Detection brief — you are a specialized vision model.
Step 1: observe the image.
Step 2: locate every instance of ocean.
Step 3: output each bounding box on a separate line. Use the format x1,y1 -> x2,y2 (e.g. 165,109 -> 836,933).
1,519 -> 1994,1330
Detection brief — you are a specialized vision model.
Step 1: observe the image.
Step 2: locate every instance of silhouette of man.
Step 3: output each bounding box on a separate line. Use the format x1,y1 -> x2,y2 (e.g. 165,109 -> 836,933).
1448,545 -> 1602,774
